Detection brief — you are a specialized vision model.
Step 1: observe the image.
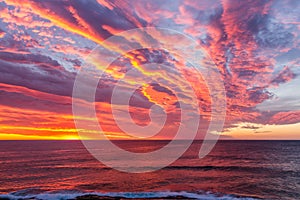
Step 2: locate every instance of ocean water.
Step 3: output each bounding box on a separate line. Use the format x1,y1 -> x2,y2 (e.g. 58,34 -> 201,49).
0,140 -> 299,200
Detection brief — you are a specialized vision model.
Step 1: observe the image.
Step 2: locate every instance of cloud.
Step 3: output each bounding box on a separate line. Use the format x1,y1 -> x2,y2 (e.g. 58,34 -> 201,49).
270,66 -> 297,86
0,0 -> 299,139
241,124 -> 261,130
268,111 -> 300,125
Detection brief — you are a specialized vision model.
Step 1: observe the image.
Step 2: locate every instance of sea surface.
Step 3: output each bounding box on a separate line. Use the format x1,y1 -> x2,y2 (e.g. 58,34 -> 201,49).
0,140 -> 299,200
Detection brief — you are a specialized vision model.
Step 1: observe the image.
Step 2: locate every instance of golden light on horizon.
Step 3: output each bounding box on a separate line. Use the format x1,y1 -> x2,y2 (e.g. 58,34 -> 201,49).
223,122 -> 300,140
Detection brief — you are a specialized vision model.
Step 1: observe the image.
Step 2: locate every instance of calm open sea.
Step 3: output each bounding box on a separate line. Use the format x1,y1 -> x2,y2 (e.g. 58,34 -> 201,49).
0,140 -> 299,200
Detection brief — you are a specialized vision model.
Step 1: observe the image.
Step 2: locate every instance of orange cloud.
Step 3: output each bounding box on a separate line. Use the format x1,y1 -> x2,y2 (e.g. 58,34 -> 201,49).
4,0 -> 104,44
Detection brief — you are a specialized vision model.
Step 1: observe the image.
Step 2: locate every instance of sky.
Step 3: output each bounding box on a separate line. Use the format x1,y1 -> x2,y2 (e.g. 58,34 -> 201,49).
0,0 -> 299,140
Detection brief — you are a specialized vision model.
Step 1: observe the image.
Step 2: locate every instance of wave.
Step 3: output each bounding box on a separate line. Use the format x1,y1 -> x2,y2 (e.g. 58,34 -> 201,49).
165,165 -> 265,172
0,189 -> 261,200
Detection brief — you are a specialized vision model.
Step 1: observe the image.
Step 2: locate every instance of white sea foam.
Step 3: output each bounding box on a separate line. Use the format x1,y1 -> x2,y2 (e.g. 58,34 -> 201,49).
0,190 -> 261,200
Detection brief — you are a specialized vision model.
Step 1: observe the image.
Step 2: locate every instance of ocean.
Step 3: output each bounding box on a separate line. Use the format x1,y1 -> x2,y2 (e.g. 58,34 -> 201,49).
0,140 -> 299,200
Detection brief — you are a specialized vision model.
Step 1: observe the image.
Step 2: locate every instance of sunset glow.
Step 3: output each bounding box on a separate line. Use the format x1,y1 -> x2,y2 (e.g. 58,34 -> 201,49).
0,0 -> 299,140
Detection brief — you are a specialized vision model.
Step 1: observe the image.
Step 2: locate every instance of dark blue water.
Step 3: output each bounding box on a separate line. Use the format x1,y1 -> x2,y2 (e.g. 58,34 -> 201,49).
0,140 -> 299,199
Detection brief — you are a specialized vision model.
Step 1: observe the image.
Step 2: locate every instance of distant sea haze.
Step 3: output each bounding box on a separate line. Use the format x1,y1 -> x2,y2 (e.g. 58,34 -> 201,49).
0,140 -> 299,200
